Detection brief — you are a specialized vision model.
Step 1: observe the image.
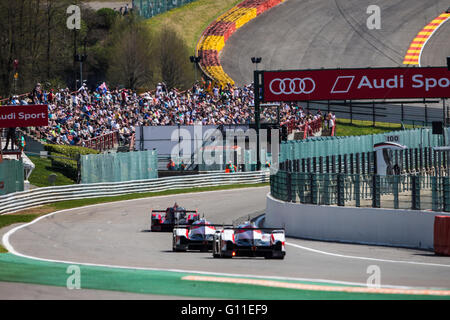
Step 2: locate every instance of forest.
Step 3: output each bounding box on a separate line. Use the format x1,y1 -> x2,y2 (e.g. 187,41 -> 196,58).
0,0 -> 194,98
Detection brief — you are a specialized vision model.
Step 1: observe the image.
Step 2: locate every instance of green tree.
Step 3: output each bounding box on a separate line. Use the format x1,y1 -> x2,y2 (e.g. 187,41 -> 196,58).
156,25 -> 194,90
106,13 -> 154,90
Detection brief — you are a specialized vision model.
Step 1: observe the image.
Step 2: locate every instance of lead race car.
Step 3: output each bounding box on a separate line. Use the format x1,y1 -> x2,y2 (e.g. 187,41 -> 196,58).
212,221 -> 286,259
151,203 -> 200,232
172,219 -> 233,252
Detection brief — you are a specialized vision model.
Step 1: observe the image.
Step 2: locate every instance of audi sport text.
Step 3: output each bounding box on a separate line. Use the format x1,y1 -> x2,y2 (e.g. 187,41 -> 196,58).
412,74 -> 450,91
262,67 -> 450,101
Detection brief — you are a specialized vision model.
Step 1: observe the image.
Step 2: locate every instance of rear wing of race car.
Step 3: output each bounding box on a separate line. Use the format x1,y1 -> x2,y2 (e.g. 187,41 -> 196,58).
222,227 -> 285,232
151,209 -> 199,213
174,223 -> 234,228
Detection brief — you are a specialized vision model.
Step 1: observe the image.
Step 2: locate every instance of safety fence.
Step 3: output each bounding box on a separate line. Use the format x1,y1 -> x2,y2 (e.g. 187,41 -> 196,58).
133,0 -> 197,19
280,147 -> 450,177
0,170 -> 269,214
0,159 -> 24,196
80,149 -> 158,184
270,170 -> 450,212
280,127 -> 447,163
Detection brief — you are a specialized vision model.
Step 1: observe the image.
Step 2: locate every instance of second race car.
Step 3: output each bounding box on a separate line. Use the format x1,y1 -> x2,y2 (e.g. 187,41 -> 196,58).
172,219 -> 232,252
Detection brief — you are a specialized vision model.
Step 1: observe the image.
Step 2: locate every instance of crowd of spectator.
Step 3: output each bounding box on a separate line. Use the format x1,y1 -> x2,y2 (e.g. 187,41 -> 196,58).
113,4 -> 132,16
1,81 -> 333,148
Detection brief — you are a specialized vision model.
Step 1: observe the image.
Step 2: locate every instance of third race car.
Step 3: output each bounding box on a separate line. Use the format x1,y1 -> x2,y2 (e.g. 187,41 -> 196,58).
151,203 -> 200,232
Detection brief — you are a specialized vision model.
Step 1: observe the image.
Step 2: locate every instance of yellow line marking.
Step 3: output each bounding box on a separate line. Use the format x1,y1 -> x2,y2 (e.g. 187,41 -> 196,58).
182,275 -> 450,296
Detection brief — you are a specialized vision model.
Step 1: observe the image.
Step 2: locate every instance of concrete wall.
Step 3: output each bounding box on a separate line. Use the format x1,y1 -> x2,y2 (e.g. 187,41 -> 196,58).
265,193 -> 450,250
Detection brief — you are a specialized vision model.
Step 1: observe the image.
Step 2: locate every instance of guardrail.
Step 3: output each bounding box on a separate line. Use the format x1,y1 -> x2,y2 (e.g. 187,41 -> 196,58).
281,118 -> 323,139
0,171 -> 269,214
82,131 -> 119,152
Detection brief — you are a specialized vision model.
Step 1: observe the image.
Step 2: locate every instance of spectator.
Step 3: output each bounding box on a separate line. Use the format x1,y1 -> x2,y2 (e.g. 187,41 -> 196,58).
167,159 -> 176,171
17,81 -> 328,148
3,127 -> 17,150
32,83 -> 42,104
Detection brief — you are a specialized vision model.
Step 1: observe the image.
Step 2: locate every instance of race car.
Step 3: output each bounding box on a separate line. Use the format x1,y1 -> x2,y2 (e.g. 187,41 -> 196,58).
150,203 -> 200,232
212,222 -> 286,259
172,219 -> 234,252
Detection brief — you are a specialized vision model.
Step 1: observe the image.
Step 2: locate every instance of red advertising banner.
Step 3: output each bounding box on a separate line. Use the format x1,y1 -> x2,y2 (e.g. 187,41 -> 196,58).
262,67 -> 450,102
0,104 -> 48,128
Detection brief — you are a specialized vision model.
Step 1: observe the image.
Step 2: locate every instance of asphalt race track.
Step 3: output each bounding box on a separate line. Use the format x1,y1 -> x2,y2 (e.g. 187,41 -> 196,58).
221,0 -> 449,124
3,187 -> 450,299
421,18 -> 450,67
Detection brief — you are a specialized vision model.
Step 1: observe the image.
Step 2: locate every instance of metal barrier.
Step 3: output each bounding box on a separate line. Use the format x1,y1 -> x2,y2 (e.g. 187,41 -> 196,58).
133,0 -> 198,19
0,171 -> 269,214
0,159 -> 24,195
281,118 -> 323,138
82,131 -> 119,151
280,128 -> 447,163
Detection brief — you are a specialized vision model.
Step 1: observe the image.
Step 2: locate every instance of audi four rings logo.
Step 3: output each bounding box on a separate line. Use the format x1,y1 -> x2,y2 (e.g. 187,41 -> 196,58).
269,78 -> 316,95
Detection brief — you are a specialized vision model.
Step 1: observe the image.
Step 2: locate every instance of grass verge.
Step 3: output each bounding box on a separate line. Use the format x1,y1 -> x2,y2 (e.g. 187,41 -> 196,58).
0,253 -> 447,299
335,119 -> 417,137
146,0 -> 241,54
27,155 -> 76,187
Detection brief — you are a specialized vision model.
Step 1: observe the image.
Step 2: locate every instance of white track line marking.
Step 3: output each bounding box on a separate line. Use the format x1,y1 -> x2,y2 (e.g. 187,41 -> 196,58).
2,188 -> 449,291
3,217 -> 389,289
286,242 -> 450,268
419,15 -> 450,67
1,212 -> 422,290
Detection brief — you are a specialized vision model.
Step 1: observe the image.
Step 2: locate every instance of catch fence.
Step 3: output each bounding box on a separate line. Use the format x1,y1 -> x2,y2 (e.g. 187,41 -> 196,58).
133,0 -> 197,19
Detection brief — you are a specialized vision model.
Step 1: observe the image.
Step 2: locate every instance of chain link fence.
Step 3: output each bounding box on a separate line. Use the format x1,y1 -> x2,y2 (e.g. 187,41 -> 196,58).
280,127 -> 447,163
133,0 -> 197,19
80,150 -> 158,184
270,170 -> 450,212
0,159 -> 24,195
